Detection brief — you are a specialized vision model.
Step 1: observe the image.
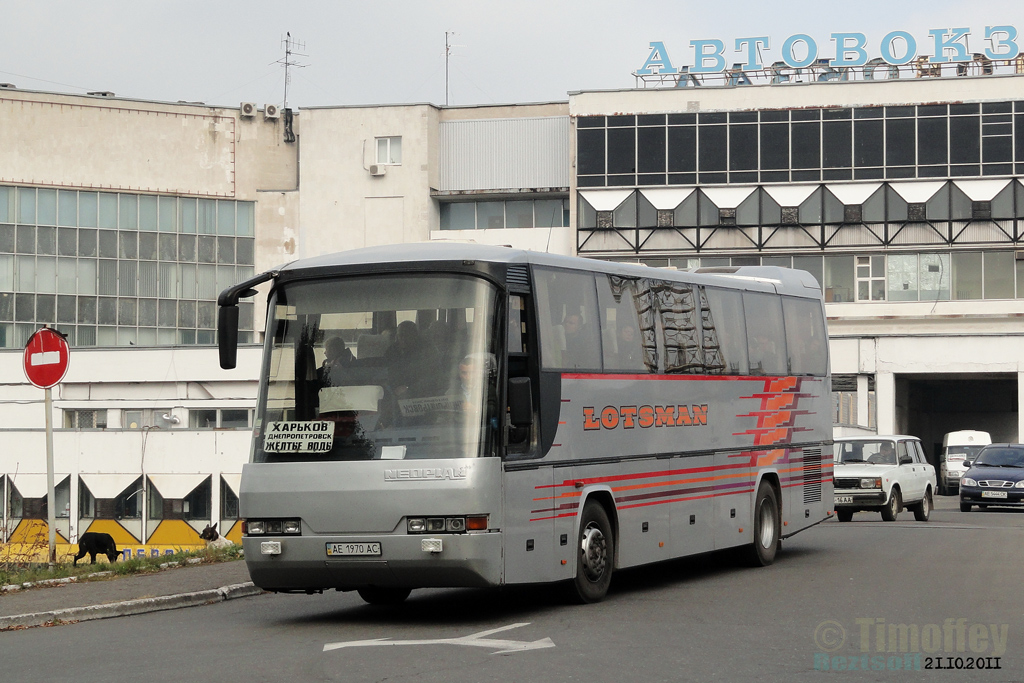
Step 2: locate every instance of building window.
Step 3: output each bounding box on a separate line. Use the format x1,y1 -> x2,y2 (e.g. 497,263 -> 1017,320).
221,479 -> 239,519
63,409 -> 107,429
376,137 -> 402,165
0,185 -> 256,349
439,199 -> 570,230
148,477 -> 210,520
856,255 -> 886,301
123,409 -> 178,430
575,100 -> 1023,187
188,408 -> 252,429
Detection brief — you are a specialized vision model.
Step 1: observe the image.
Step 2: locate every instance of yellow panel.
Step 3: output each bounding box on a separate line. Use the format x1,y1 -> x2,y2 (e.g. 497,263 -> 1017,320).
224,520 -> 243,543
146,519 -> 203,546
8,519 -> 69,544
82,519 -> 140,545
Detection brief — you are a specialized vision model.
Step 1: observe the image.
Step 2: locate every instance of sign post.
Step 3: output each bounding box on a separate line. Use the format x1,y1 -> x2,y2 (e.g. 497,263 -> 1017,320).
23,327 -> 70,568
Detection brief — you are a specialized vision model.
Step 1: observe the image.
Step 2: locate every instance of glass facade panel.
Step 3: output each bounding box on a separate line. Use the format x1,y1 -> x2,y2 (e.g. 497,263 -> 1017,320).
139,196 -> 158,231
983,251 -> 1015,299
37,190 -> 57,226
887,254 -> 918,301
79,193 -> 98,228
824,256 -> 854,303
477,202 -> 504,230
952,252 -> 983,299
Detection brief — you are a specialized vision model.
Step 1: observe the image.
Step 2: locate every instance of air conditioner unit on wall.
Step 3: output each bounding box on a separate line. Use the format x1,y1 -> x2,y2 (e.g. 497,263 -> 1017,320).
264,104 -> 280,120
369,164 -> 387,176
240,102 -> 256,117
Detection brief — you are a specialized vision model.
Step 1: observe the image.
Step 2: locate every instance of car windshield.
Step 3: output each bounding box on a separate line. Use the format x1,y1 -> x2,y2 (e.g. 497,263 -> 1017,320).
835,440 -> 898,465
973,447 -> 1024,468
255,273 -> 500,463
945,445 -> 984,460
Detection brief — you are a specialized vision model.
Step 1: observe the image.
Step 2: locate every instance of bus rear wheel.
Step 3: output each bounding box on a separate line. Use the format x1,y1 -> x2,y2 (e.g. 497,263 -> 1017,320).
357,586 -> 411,605
570,500 -> 614,603
746,482 -> 780,566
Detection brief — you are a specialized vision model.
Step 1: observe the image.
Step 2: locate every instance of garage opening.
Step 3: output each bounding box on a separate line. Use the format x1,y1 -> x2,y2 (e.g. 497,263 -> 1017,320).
897,374 -> 1018,468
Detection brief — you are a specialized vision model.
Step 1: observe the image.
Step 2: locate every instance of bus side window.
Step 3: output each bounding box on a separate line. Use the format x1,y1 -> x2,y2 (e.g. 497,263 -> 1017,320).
743,292 -> 788,376
782,296 -> 828,376
597,275 -> 653,373
534,267 -> 602,371
703,287 -> 748,375
652,279 -> 704,374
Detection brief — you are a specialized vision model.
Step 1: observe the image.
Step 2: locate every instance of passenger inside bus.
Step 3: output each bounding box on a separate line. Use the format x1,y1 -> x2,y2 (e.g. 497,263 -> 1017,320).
318,336 -> 353,386
384,320 -> 442,398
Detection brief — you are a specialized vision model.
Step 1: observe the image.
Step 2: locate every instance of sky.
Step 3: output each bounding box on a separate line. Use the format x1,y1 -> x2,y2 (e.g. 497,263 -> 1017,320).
2,1 -> 1024,110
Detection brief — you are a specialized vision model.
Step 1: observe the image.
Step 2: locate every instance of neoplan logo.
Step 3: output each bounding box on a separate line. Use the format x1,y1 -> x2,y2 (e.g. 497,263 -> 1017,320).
583,404 -> 708,431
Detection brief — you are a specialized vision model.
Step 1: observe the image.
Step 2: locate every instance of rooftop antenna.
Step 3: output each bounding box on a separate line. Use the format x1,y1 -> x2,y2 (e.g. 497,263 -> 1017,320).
276,32 -> 307,110
444,31 -> 465,106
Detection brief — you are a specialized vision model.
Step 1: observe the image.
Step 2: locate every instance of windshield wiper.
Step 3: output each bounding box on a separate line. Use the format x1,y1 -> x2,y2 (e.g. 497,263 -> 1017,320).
841,458 -> 867,463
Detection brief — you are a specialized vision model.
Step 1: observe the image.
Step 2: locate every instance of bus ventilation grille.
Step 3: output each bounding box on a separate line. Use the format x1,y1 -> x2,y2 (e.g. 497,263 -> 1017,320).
802,448 -> 823,504
506,265 -> 531,294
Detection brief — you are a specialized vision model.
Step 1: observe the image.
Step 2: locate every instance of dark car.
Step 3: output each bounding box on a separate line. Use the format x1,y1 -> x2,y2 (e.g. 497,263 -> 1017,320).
959,444 -> 1024,512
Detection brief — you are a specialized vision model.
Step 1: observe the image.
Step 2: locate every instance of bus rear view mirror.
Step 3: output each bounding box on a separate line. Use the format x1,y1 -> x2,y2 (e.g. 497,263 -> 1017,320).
218,305 -> 239,369
508,377 -> 533,427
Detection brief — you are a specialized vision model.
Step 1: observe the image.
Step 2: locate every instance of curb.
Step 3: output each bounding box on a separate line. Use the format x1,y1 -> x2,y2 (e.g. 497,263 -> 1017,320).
0,582 -> 264,630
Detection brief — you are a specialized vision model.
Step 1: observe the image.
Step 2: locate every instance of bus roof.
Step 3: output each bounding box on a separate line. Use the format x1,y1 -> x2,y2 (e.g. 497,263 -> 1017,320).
276,243 -> 822,298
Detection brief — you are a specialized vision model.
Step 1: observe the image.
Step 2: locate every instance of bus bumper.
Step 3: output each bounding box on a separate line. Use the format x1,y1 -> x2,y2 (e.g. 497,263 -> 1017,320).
242,532 -> 503,592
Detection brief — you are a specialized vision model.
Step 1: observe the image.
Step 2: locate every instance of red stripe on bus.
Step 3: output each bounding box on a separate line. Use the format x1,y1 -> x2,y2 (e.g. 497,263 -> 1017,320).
537,461 -> 754,489
562,373 -> 791,382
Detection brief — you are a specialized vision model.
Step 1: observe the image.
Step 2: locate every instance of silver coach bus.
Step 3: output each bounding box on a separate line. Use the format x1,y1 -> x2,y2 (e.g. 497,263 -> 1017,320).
218,243 -> 833,604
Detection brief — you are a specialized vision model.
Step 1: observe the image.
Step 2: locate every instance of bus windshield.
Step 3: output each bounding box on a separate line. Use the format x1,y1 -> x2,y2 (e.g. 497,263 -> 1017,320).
255,273 -> 500,463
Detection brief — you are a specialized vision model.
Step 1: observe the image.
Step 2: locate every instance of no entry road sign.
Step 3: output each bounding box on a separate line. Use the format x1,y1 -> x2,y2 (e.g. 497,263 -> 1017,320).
23,327 -> 70,389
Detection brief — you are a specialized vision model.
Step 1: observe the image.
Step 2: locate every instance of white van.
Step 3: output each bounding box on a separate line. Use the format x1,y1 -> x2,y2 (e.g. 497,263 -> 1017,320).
939,430 -> 992,494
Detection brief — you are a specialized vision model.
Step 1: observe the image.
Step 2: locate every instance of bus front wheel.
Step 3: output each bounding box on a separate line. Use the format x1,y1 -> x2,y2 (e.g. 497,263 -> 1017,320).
746,482 -> 780,566
357,586 -> 411,605
570,501 -> 614,603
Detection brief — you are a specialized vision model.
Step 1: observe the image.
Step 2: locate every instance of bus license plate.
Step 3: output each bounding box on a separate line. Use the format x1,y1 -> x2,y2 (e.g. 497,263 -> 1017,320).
982,491 -> 1008,499
835,496 -> 853,504
326,542 -> 381,557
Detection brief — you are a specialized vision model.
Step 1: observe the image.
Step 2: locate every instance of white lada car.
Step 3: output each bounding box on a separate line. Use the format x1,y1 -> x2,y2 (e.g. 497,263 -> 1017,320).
833,436 -> 936,522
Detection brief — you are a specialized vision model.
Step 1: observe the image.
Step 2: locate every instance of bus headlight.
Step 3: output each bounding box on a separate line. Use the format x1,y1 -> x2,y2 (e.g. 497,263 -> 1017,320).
243,519 -> 301,536
407,518 -> 426,533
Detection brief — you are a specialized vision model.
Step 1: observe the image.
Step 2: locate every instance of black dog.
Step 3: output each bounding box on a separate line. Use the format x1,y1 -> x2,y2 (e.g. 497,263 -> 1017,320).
73,532 -> 121,566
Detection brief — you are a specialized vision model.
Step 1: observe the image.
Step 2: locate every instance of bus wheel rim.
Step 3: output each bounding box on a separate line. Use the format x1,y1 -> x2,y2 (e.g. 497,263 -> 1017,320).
758,501 -> 775,548
580,524 -> 607,581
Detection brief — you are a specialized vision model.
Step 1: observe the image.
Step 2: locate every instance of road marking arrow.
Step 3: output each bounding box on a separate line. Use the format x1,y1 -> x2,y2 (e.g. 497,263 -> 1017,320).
323,622 -> 555,655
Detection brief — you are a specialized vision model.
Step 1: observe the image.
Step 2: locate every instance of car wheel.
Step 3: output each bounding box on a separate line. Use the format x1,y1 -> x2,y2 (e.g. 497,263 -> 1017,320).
746,482 -> 781,566
357,586 -> 411,605
912,488 -> 932,522
569,500 -> 614,603
881,487 -> 901,522
836,509 -> 854,522
960,502 -> 971,513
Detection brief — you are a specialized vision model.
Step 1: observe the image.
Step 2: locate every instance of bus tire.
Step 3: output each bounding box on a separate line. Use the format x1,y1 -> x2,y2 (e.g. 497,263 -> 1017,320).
570,500 -> 614,603
357,586 -> 411,605
746,481 -> 780,566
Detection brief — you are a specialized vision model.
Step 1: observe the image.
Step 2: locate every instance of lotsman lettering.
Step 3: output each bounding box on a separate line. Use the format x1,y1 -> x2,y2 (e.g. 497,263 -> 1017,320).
638,405 -> 655,428
601,406 -> 620,430
583,407 -> 601,430
692,404 -> 708,425
676,405 -> 692,425
619,405 -> 638,428
655,405 -> 676,427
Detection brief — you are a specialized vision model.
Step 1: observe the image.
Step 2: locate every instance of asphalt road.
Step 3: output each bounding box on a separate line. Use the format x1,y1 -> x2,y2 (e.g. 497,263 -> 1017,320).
2,495 -> 1022,683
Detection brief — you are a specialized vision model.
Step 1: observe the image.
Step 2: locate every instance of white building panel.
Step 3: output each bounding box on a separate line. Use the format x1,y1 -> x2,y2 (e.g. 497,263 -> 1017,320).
440,117 -> 570,191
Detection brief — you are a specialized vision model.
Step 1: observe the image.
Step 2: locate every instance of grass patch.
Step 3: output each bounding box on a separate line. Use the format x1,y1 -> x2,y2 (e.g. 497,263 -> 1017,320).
1,544 -> 242,589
